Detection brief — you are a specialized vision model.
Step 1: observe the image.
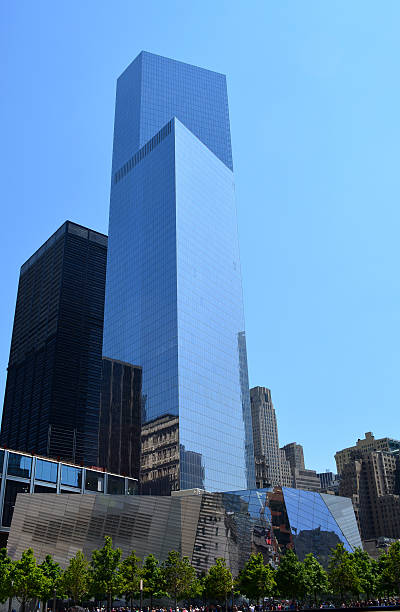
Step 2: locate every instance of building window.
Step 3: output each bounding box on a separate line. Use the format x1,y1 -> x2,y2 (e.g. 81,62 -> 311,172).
107,475 -> 124,495
127,479 -> 138,495
35,459 -> 58,483
34,484 -> 56,493
7,453 -> 32,478
85,470 -> 104,493
2,480 -> 30,526
61,465 -> 82,488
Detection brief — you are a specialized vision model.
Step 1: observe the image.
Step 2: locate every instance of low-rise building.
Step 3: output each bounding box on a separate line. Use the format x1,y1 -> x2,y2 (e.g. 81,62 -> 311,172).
0,447 -> 138,547
7,486 -> 361,572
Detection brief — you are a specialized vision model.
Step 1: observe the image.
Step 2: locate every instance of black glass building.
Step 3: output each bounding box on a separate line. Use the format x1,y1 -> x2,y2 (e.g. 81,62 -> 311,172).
99,358 -> 142,479
0,221 -> 107,466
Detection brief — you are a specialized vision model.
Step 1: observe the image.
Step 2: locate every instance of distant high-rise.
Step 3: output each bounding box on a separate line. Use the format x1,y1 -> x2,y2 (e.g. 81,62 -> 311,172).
0,221 -> 107,465
318,470 -> 339,493
335,432 -> 400,475
337,433 -> 400,542
339,449 -> 400,541
281,442 -> 321,492
103,51 -> 255,493
99,358 -> 142,478
281,442 -> 305,472
250,387 -> 291,488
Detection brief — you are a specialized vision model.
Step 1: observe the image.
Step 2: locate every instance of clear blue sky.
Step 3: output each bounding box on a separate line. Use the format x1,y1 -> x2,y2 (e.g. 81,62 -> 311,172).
1,1 -> 399,473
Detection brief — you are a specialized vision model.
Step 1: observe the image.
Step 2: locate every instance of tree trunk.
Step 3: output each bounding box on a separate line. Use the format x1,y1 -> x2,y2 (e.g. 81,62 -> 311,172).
108,591 -> 112,612
150,593 -> 153,609
130,596 -> 133,612
225,593 -> 228,612
8,595 -> 12,612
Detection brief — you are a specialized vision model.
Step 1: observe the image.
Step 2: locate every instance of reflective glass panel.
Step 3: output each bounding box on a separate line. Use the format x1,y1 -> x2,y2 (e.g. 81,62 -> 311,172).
282,487 -> 352,565
127,479 -> 138,495
35,459 -> 58,483
34,484 -> 56,493
60,465 -> 82,488
2,480 -> 30,526
7,453 -> 32,478
0,450 -> 4,474
103,53 -> 255,494
85,470 -> 104,493
107,475 -> 124,495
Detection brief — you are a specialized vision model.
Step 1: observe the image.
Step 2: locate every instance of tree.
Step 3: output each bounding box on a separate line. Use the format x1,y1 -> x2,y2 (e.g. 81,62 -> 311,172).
120,550 -> 141,611
142,554 -> 166,607
302,553 -> 329,605
90,536 -> 122,612
0,548 -> 15,612
39,555 -> 63,612
161,550 -> 197,610
236,553 -> 276,610
328,543 -> 360,602
62,550 -> 90,605
351,548 -> 377,599
203,558 -> 233,612
376,551 -> 394,597
12,548 -> 44,612
380,541 -> 400,596
275,549 -> 305,601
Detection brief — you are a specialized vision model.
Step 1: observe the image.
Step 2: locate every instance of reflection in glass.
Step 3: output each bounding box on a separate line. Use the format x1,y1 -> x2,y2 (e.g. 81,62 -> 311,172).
35,459 -> 58,483
107,475 -> 124,495
103,53 -> 256,494
85,470 -> 104,493
34,484 -> 56,493
7,453 -> 32,478
127,479 -> 138,495
180,445 -> 205,490
60,465 -> 82,488
2,480 -> 30,526
0,450 -> 4,474
140,414 -> 180,495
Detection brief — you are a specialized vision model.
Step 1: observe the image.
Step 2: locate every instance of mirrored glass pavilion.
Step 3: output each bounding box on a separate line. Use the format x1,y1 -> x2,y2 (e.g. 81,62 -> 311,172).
103,51 -> 255,492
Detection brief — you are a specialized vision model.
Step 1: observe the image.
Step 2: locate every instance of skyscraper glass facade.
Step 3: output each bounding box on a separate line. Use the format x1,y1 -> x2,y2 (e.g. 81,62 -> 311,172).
1,221 -> 107,467
103,51 -> 255,492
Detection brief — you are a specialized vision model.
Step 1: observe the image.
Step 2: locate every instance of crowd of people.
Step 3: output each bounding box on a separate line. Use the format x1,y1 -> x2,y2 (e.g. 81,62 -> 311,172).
77,601 -> 400,612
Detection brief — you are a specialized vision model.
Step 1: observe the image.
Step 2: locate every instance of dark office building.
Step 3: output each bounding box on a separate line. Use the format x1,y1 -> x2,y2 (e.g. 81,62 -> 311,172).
0,221 -> 107,466
98,358 -> 142,479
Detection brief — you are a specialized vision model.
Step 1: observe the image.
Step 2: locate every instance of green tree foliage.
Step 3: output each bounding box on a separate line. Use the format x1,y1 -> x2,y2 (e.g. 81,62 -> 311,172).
275,549 -> 305,601
0,548 -> 14,607
13,548 -> 44,612
302,553 -> 329,605
351,548 -> 377,599
62,550 -> 90,605
90,536 -> 122,612
203,558 -> 233,611
39,555 -> 63,612
120,550 -> 141,610
161,550 -> 197,610
379,541 -> 400,596
141,553 -> 166,607
328,543 -> 360,601
236,553 -> 275,608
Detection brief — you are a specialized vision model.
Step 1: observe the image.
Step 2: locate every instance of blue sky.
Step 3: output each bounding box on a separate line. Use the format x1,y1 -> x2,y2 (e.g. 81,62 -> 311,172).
1,1 -> 399,473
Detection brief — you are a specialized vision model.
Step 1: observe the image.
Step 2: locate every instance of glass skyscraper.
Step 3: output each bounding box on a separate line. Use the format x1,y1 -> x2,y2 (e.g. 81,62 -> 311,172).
103,51 -> 255,493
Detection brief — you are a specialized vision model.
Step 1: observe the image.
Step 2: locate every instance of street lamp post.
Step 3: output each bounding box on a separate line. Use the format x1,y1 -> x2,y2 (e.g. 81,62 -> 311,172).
140,579 -> 143,612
